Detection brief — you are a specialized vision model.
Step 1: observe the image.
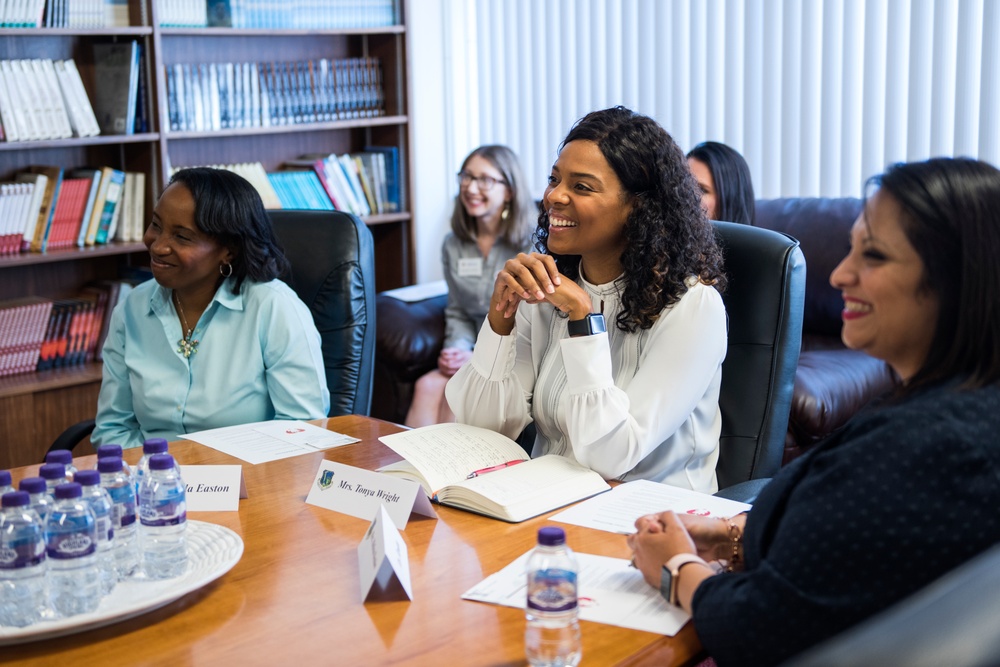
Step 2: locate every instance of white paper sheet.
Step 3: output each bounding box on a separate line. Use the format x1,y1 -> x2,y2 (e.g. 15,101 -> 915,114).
180,420 -> 359,465
551,479 -> 751,535
462,550 -> 690,636
379,280 -> 447,302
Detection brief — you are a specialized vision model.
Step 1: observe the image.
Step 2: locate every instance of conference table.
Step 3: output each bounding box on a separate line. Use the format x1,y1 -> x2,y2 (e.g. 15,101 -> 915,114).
4,415 -> 704,666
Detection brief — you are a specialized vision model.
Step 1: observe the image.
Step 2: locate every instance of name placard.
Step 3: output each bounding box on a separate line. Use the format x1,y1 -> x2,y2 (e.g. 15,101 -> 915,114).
358,505 -> 413,602
304,460 -> 436,529
183,465 -> 246,511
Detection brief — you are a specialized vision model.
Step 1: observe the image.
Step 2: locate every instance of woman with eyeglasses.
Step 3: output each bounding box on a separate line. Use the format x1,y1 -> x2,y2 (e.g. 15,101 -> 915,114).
446,107 -> 728,491
404,145 -> 536,427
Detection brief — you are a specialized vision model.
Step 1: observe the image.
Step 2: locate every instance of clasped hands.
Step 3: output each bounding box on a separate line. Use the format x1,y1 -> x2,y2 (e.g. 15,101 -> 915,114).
627,511 -> 738,592
488,252 -> 592,335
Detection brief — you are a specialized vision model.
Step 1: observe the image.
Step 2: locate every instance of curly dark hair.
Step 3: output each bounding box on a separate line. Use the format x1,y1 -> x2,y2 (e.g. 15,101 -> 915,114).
535,106 -> 726,332
167,167 -> 290,294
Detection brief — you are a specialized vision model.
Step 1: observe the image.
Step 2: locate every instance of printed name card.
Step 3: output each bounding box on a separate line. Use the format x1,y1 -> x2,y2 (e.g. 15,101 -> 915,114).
358,505 -> 413,602
183,465 -> 246,511
304,460 -> 437,529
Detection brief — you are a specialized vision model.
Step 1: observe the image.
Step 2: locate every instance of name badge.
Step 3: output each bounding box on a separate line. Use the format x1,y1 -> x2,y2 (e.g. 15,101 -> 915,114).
457,257 -> 483,277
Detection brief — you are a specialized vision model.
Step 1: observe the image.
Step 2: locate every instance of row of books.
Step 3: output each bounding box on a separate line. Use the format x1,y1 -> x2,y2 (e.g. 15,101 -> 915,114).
158,0 -> 397,29
0,279 -> 137,377
0,45 -> 146,143
0,165 -> 145,255
42,0 -> 130,27
164,57 -> 384,133
173,149 -> 399,216
302,149 -> 399,216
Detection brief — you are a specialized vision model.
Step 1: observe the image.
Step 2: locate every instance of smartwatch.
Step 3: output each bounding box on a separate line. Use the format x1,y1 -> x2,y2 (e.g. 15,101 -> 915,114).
567,313 -> 607,337
659,553 -> 707,607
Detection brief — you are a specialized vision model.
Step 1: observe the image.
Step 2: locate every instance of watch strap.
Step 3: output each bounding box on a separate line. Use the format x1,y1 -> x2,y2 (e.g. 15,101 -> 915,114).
662,553 -> 708,607
567,312 -> 606,337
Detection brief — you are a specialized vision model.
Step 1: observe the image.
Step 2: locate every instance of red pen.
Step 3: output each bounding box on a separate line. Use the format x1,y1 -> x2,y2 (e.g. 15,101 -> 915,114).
466,459 -> 526,479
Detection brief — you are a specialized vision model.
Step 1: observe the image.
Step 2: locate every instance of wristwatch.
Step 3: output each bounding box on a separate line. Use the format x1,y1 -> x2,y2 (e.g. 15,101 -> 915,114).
660,553 -> 707,607
567,313 -> 606,337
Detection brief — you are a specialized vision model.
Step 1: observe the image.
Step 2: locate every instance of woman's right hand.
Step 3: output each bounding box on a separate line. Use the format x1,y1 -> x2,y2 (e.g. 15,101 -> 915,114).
677,512 -> 746,563
487,252 -> 563,334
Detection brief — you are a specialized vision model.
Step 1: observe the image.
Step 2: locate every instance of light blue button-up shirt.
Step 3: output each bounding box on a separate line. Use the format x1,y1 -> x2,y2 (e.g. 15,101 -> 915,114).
93,277 -> 331,450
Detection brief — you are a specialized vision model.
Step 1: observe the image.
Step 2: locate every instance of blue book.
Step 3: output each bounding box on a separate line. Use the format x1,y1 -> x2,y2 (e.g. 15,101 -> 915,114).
364,145 -> 400,212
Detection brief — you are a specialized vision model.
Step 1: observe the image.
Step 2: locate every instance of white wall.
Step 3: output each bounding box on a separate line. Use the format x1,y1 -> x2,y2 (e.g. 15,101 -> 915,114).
408,0 -> 451,283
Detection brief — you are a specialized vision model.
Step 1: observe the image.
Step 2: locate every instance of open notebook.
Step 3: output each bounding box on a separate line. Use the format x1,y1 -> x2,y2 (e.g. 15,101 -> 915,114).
378,423 -> 610,523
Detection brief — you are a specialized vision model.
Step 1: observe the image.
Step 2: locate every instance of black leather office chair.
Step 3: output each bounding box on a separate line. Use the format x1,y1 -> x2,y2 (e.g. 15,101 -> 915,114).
47,209 -> 376,457
711,220 -> 806,501
269,209 -> 376,417
782,543 -> 1000,667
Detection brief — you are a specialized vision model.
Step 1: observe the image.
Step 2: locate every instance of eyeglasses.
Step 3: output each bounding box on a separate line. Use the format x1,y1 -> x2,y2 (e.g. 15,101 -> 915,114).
457,171 -> 506,192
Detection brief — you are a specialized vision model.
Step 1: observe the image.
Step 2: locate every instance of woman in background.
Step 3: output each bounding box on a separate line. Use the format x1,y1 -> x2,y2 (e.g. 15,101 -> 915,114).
404,145 -> 535,427
93,167 -> 330,449
687,141 -> 756,225
447,107 -> 728,492
628,157 -> 1000,666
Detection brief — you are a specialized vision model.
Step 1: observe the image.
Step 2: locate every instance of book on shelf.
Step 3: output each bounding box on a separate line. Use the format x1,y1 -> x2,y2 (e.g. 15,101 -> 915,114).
92,41 -> 141,135
0,297 -> 52,377
13,172 -> 47,253
364,145 -> 400,212
89,167 -> 126,246
46,176 -> 92,250
0,182 -> 33,255
67,169 -> 103,248
377,423 -> 611,523
19,166 -> 63,253
54,58 -> 102,138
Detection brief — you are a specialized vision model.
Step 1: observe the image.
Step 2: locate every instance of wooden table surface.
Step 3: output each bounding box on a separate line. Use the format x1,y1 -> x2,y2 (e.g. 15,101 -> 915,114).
4,415 -> 703,666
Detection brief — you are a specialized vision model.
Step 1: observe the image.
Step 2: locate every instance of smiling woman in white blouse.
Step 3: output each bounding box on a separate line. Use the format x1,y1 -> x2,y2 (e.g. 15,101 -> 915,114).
445,107 -> 728,492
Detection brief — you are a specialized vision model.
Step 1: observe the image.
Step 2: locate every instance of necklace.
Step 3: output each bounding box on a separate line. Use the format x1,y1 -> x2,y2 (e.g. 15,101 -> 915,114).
173,292 -> 199,358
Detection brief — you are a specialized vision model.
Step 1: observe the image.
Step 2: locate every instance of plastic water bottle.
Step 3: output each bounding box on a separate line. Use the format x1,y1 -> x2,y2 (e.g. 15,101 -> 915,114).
97,457 -> 138,579
138,454 -> 187,579
525,526 -> 582,667
0,491 -> 47,627
45,450 -> 78,479
95,445 -> 135,491
135,438 -> 168,493
74,470 -> 117,596
0,470 -> 13,497
18,478 -> 52,523
39,463 -> 68,496
46,483 -> 101,617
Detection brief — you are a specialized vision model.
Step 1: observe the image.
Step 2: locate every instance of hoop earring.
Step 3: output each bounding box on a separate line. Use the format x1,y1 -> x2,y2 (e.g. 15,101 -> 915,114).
220,262 -> 233,278
501,203 -> 510,221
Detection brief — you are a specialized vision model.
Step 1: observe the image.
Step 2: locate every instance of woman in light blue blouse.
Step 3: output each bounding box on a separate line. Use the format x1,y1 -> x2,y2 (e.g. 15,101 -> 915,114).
404,145 -> 535,427
92,168 -> 330,450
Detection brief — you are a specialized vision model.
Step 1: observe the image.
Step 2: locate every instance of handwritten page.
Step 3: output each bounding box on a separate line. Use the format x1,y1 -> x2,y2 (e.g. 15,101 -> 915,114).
551,479 -> 751,535
181,420 -> 359,465
462,550 -> 690,636
378,423 -> 528,495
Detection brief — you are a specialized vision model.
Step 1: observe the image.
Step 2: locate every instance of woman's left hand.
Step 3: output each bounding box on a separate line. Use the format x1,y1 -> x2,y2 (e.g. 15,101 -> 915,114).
437,347 -> 472,376
626,511 -> 698,589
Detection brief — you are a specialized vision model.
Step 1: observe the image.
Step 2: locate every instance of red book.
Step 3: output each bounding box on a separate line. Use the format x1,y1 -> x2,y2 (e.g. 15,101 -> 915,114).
48,178 -> 91,249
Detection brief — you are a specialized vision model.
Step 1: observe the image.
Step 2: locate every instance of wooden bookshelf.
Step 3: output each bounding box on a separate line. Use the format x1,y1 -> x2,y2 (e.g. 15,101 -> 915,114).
0,0 -> 414,468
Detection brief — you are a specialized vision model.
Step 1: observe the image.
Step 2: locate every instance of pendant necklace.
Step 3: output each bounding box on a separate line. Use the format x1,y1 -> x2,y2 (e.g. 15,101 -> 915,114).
173,292 -> 199,358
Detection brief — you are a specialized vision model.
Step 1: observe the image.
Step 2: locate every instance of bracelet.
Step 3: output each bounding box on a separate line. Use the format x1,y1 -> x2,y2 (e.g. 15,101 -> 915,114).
724,517 -> 744,573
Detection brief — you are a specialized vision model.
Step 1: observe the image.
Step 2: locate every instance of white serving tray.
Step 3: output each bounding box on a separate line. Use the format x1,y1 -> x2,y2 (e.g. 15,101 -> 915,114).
0,520 -> 244,646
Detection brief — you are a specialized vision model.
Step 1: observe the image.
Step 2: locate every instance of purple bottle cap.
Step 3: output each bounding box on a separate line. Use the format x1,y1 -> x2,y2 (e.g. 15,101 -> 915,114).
97,457 -> 123,473
149,454 -> 176,471
537,526 -> 566,547
96,444 -> 124,459
39,463 -> 67,480
45,450 -> 73,465
19,477 -> 46,494
0,470 -> 11,486
143,438 -> 169,455
2,490 -> 30,507
54,482 -> 83,500
74,470 -> 100,487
